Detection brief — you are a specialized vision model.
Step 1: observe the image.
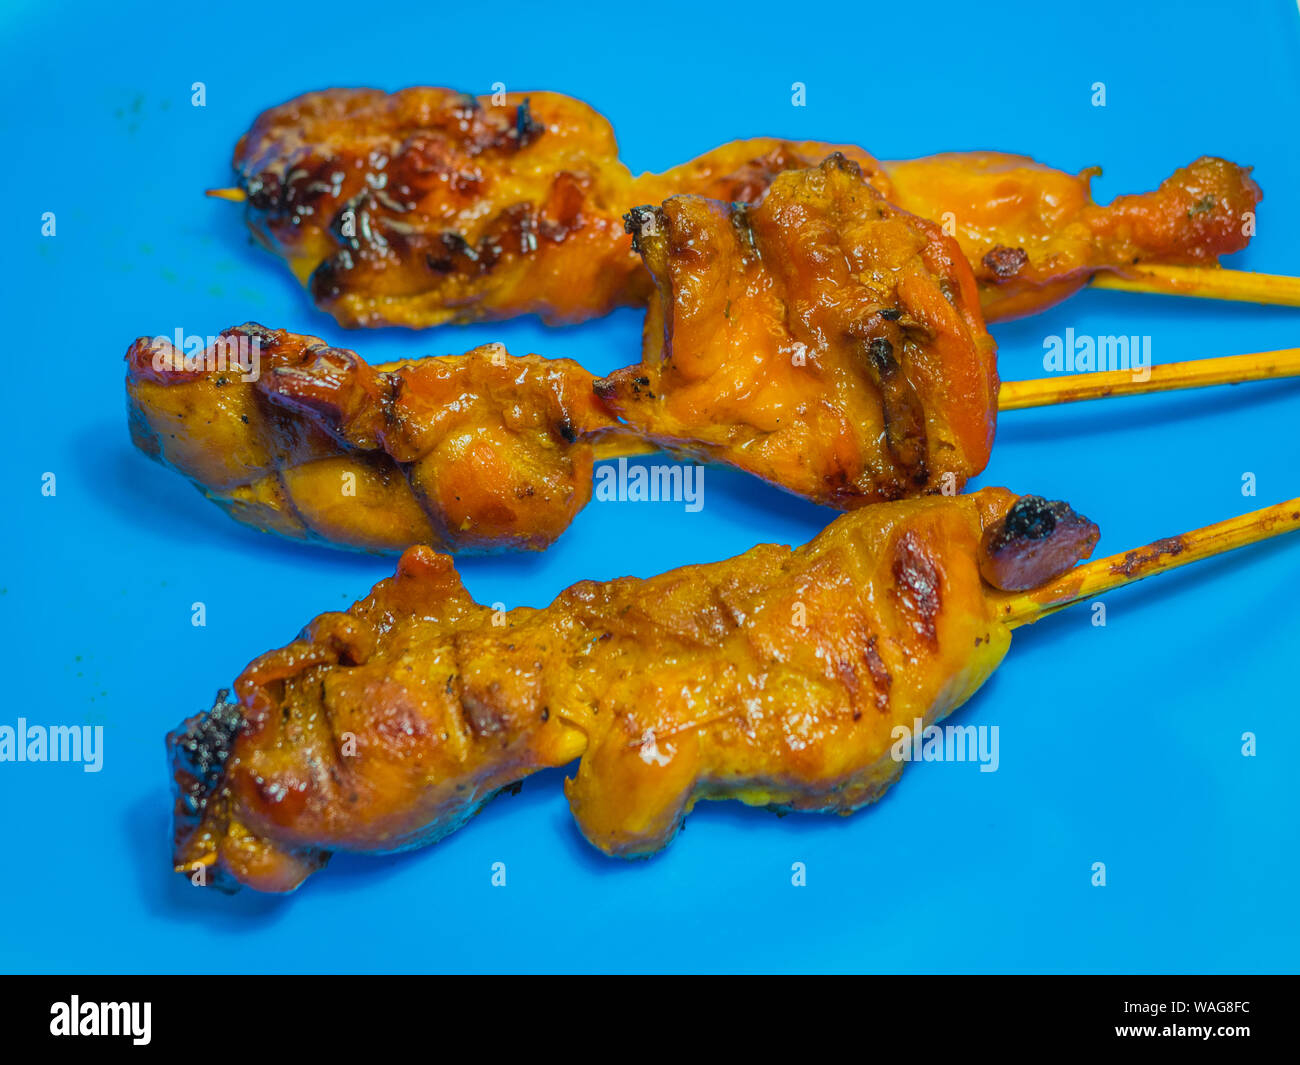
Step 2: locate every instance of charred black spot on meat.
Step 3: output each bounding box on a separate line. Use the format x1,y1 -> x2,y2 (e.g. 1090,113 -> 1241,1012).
169,690 -> 243,819
242,169 -> 279,212
514,98 -> 544,148
980,496 -> 1100,591
820,151 -> 862,181
865,337 -> 895,374
1003,495 -> 1058,540
982,245 -> 1029,279
423,230 -> 497,278
623,205 -> 662,252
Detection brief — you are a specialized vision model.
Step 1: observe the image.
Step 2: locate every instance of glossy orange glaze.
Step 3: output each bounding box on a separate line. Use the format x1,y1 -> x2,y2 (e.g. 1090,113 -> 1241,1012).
884,152 -> 1261,320
599,155 -> 998,507
130,160 -> 999,551
235,87 -> 885,328
229,87 -> 1260,327
126,324 -> 621,553
168,488 -> 1098,893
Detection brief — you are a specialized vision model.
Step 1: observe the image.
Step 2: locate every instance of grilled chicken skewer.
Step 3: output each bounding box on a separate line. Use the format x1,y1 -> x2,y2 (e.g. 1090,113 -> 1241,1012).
168,490 -> 1300,893
131,160 -> 1300,556
127,328 -> 626,553
209,87 -> 1270,328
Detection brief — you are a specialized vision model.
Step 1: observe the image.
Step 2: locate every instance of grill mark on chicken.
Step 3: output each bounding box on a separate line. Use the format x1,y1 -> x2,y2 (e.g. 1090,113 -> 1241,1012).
227,87 -> 1261,328
859,336 -> 930,488
982,245 -> 1029,278
166,489 -> 1100,892
596,155 -> 997,511
892,531 -> 943,645
863,635 -> 892,713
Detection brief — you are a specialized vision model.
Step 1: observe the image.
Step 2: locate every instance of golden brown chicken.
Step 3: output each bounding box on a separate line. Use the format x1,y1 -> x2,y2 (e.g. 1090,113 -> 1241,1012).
234,87 -> 885,328
126,324 -> 625,553
169,488 -> 1099,892
130,159 -> 998,550
599,154 -> 997,507
226,85 -> 1260,327
886,152 -> 1262,320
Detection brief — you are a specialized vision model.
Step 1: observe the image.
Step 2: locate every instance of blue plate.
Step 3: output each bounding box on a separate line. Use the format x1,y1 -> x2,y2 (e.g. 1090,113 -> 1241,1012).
1,0 -> 1297,973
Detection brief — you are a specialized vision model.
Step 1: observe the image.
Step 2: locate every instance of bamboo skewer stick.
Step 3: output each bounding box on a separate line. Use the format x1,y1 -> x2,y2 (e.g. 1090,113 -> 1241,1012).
592,348 -> 1300,461
997,347 -> 1300,410
992,498 -> 1300,629
1090,264 -> 1300,308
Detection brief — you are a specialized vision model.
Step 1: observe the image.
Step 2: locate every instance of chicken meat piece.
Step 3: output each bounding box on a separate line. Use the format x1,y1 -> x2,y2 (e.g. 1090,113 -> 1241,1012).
168,488 -> 1098,892
597,154 -> 998,507
234,86 -> 885,328
885,152 -> 1261,320
225,85 -> 1260,326
126,324 -> 624,553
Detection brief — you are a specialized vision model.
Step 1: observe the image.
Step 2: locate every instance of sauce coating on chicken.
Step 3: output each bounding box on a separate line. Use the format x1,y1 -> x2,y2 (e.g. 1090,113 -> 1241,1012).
169,488 -> 1098,893
235,87 -> 885,328
228,86 -> 1260,327
128,161 -> 1000,551
885,152 -> 1261,320
126,324 -> 621,553
598,154 -> 998,507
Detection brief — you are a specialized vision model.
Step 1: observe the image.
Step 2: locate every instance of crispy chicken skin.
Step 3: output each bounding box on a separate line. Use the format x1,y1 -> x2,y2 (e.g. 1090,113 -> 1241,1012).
598,155 -> 998,507
169,489 -> 1098,893
234,87 -> 885,328
228,86 -> 1260,327
125,324 -> 622,553
885,152 -> 1261,320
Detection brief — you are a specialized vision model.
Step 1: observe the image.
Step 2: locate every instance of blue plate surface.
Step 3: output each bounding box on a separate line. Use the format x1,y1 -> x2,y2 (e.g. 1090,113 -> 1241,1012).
1,0 -> 1297,973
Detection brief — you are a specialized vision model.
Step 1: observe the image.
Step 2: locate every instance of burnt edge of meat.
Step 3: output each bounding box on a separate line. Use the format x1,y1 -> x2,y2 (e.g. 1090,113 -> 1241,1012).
979,496 -> 1100,591
166,691 -> 248,894
982,245 -> 1029,280
820,150 -> 862,182
514,98 -> 544,147
168,690 -> 242,824
623,205 -> 662,252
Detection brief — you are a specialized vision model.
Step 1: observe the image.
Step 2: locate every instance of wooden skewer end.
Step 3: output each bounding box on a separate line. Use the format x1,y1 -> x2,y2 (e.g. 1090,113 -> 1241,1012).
205,186 -> 247,203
